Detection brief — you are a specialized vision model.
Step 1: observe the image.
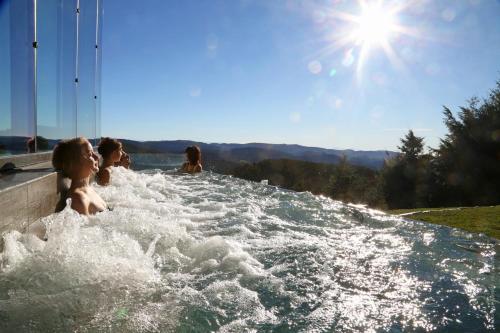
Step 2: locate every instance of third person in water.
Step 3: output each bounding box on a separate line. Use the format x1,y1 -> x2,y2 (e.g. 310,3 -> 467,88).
180,145 -> 202,174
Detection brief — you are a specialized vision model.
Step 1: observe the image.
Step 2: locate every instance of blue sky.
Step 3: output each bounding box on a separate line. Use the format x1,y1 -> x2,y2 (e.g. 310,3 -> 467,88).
101,0 -> 500,151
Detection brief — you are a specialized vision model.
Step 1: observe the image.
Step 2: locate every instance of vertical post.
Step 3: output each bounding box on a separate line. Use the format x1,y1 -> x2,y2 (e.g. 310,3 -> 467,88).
93,0 -> 100,146
56,0 -> 63,130
75,0 -> 80,137
33,0 -> 38,152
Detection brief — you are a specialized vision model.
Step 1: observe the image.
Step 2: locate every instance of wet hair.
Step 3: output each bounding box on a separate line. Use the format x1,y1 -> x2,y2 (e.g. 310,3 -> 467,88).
52,137 -> 88,176
185,145 -> 201,165
97,137 -> 122,159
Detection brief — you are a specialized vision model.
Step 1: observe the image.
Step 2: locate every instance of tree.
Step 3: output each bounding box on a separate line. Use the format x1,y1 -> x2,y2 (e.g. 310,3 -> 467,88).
431,81 -> 500,206
398,130 -> 424,161
382,130 -> 429,209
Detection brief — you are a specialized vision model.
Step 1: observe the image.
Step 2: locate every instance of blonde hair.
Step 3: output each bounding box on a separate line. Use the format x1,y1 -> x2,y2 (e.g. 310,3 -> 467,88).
52,137 -> 88,176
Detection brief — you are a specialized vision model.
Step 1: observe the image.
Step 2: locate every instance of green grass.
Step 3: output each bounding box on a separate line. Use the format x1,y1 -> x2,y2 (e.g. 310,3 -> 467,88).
387,206 -> 500,239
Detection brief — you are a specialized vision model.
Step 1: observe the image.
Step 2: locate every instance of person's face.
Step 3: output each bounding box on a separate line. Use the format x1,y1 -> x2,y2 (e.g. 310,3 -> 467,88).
111,146 -> 123,163
122,154 -> 131,167
79,140 -> 99,177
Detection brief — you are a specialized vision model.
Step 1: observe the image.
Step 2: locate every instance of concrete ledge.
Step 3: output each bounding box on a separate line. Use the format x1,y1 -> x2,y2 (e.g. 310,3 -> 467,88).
0,152 -> 62,251
0,172 -> 59,235
0,151 -> 52,170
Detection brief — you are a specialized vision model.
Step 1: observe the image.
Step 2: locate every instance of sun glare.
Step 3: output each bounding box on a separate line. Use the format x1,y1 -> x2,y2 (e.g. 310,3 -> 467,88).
354,4 -> 395,46
319,1 -> 418,78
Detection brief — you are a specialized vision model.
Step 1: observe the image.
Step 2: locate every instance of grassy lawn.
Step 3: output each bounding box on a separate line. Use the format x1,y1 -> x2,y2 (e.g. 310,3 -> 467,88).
387,206 -> 500,240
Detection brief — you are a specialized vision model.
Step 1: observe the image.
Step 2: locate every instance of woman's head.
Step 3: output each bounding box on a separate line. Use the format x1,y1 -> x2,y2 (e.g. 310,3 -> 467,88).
52,137 -> 99,178
185,145 -> 201,165
115,152 -> 131,169
98,137 -> 122,163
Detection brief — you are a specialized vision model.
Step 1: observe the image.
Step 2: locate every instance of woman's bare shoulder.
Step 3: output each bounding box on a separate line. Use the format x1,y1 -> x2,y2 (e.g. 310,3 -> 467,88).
69,191 -> 90,215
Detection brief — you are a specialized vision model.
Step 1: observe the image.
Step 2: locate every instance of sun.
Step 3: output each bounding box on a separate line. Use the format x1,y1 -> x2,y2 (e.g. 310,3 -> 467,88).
319,1 -> 418,77
354,4 -> 395,47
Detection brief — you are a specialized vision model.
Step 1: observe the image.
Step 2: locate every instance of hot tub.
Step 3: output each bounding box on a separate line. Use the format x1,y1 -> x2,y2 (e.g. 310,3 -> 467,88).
0,168 -> 497,332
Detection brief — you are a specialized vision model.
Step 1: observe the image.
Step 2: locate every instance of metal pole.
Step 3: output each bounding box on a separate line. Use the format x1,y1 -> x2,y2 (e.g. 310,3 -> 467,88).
75,0 -> 80,138
93,0 -> 100,146
33,0 -> 38,152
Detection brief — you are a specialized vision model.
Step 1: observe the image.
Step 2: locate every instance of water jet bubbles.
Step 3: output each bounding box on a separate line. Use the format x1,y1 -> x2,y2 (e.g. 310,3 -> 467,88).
342,49 -> 354,67
441,8 -> 456,22
308,60 -> 322,75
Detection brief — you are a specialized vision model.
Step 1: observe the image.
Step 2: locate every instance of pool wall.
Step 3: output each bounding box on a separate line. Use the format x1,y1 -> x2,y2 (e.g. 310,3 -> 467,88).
0,152 -> 59,241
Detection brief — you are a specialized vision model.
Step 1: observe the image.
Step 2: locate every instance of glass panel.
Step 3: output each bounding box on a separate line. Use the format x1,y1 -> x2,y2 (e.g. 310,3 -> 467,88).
77,0 -> 98,145
0,0 -> 35,155
36,0 -> 77,151
95,0 -> 103,142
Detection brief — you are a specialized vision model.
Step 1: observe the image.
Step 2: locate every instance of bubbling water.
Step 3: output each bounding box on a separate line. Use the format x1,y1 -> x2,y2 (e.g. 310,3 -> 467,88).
0,167 -> 498,332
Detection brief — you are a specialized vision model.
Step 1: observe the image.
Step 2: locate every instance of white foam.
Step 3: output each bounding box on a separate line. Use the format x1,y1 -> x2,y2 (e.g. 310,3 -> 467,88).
0,167 -> 496,332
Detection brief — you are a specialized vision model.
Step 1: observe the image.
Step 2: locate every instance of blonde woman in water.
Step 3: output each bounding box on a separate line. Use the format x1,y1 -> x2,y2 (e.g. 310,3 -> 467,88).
52,137 -> 107,215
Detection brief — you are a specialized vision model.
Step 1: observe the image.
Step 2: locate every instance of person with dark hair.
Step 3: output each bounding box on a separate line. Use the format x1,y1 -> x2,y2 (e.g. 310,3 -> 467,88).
180,145 -> 202,174
26,136 -> 49,153
52,137 -> 107,215
114,151 -> 131,169
96,137 -> 123,185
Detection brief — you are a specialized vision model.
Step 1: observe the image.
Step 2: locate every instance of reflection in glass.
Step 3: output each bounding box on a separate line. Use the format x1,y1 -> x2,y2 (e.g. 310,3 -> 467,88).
0,0 -> 36,155
0,0 -> 101,156
36,0 -> 77,151
77,0 -> 98,145
95,0 -> 103,143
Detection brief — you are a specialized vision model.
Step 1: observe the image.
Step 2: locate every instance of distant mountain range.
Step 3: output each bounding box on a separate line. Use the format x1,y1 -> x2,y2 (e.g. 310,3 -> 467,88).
119,139 -> 398,170
0,136 -> 399,170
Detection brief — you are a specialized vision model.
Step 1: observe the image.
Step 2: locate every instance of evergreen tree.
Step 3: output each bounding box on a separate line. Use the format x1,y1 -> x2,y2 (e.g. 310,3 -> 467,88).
382,130 -> 427,209
398,130 -> 424,161
432,81 -> 500,205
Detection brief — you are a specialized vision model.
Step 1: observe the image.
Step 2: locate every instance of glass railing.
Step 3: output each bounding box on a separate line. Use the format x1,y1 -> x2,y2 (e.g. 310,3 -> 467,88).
0,0 -> 102,156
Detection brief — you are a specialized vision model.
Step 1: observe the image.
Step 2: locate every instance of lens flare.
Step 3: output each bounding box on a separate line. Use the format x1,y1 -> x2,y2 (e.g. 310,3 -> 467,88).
318,0 -> 420,78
